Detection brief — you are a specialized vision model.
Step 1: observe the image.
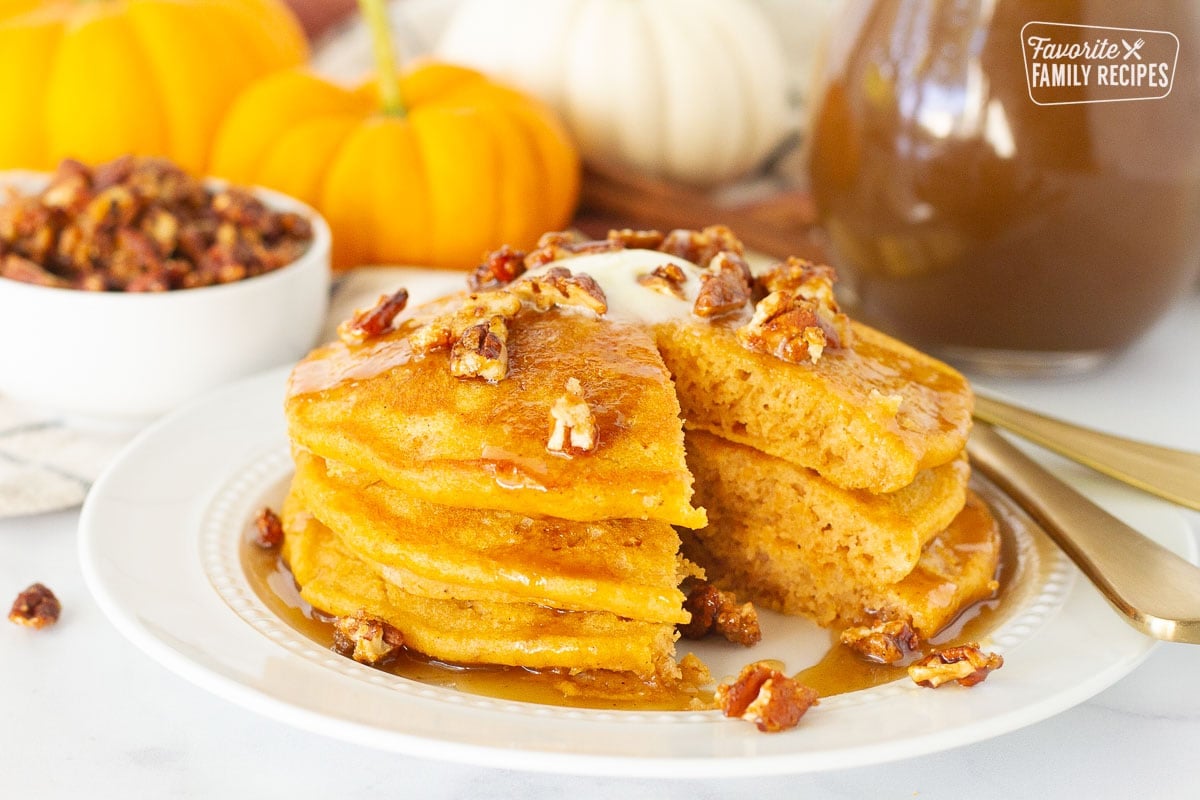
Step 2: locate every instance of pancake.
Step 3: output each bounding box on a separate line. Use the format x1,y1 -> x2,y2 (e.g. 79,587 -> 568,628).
656,319 -> 972,493
683,429 -> 970,585
290,447 -> 693,623
287,303 -> 705,528
281,491 -> 680,677
680,491 -> 1000,638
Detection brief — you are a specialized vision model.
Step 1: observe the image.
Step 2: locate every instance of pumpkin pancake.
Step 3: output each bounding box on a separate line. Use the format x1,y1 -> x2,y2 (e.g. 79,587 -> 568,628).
290,447 -> 693,624
680,491 -> 1000,638
286,300 -> 705,528
281,491 -> 680,677
656,319 -> 972,493
683,429 -> 970,586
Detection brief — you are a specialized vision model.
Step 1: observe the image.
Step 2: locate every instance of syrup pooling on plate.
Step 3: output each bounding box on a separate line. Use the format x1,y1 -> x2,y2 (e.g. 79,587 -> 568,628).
240,474 -> 1049,709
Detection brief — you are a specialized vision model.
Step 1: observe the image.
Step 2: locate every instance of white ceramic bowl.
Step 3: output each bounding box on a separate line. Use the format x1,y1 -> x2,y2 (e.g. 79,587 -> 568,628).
0,172 -> 331,426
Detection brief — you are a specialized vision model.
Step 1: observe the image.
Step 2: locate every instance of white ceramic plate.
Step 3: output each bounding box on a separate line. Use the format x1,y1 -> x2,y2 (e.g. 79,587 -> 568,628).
79,364 -> 1197,778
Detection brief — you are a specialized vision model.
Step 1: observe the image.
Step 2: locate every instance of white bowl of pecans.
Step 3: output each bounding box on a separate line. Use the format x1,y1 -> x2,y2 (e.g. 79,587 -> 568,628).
0,157 -> 331,425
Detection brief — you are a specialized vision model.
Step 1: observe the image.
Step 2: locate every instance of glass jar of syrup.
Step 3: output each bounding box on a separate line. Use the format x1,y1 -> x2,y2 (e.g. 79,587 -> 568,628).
807,1 -> 1200,374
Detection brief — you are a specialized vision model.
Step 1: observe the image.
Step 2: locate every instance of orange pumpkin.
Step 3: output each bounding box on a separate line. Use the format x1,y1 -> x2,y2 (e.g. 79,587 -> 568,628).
0,0 -> 307,173
209,62 -> 581,269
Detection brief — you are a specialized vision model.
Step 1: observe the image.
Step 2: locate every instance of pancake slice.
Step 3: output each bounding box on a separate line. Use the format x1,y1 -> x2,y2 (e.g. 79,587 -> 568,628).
655,319 -> 973,493
290,447 -> 692,624
681,490 -> 1000,638
684,429 -> 969,586
287,302 -> 705,527
281,491 -> 681,677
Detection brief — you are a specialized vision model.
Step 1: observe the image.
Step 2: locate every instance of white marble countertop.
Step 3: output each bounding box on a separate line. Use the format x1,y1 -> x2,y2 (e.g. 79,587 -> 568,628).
3,293 -> 1198,799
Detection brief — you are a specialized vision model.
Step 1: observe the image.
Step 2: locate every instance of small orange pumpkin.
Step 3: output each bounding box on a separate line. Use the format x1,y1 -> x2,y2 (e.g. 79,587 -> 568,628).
0,0 -> 308,174
210,61 -> 580,270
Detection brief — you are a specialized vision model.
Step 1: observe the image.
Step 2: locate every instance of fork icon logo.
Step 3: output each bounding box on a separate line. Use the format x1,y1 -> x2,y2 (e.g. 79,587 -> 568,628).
1022,21 -> 1178,104
1122,38 -> 1145,60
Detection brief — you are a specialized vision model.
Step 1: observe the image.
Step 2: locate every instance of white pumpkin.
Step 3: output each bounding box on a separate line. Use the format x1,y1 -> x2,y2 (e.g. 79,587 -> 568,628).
436,0 -> 795,185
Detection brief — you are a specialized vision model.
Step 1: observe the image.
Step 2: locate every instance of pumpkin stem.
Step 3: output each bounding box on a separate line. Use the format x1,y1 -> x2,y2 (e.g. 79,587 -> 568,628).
357,0 -> 406,116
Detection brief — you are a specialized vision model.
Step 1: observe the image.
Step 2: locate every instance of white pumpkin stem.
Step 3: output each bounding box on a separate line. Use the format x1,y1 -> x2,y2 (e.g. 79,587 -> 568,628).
357,0 -> 406,116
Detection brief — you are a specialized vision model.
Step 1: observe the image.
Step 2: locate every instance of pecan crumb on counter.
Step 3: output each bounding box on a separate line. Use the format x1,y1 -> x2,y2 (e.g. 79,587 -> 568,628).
679,581 -> 761,647
908,643 -> 1004,688
8,583 -> 61,630
716,661 -> 819,733
337,288 -> 409,345
331,610 -> 404,665
840,618 -> 921,665
547,377 -> 597,455
252,506 -> 284,549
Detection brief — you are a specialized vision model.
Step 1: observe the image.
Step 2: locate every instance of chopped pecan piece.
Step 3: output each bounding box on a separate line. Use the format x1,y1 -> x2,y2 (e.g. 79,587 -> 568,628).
607,228 -> 665,250
1,254 -> 70,288
636,262 -> 688,299
909,643 -> 1004,688
547,377 -> 596,454
9,583 -> 61,630
524,231 -> 621,269
253,506 -> 284,549
679,581 -> 761,647
659,225 -> 745,267
408,291 -> 522,355
737,289 -> 844,364
450,316 -> 509,382
512,266 -> 608,314
469,244 -> 528,290
332,610 -> 404,665
716,662 -> 819,733
338,288 -> 410,346
840,618 -> 920,664
693,267 -> 751,318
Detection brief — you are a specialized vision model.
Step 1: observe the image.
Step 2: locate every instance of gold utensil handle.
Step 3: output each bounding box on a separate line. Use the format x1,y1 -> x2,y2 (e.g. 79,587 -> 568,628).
974,394 -> 1200,512
968,422 -> 1200,643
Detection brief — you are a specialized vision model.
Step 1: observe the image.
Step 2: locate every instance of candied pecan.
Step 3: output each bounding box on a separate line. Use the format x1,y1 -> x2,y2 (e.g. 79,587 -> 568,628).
524,230 -> 621,269
659,225 -> 745,267
909,643 -> 1004,688
1,254 -> 69,288
840,618 -> 920,664
331,610 -> 404,665
693,268 -> 751,318
338,288 -> 410,346
9,583 -> 61,630
450,316 -> 509,382
253,506 -> 284,549
512,266 -> 608,314
679,581 -> 761,647
546,377 -> 597,454
737,290 -> 843,364
408,291 -> 523,355
636,262 -> 688,299
716,662 -> 819,733
469,244 -> 528,290
607,228 -> 665,250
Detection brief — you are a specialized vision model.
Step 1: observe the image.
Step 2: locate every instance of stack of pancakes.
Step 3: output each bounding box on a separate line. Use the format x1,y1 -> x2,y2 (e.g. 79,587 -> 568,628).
656,319 -> 998,638
283,304 -> 704,679
281,228 -> 1000,683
